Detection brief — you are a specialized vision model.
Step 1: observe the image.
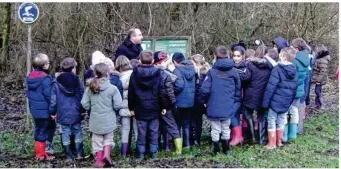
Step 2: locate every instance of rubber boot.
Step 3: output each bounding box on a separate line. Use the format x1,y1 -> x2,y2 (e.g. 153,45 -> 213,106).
75,142 -> 85,160
35,141 -> 55,161
246,118 -> 256,143
174,138 -> 183,155
163,133 -> 170,152
70,134 -> 77,157
94,151 -> 104,168
183,127 -> 191,149
258,119 -> 267,145
213,141 -> 220,155
45,141 -> 54,155
276,130 -> 283,147
229,126 -> 244,146
103,145 -> 113,167
288,123 -> 298,141
150,144 -> 158,159
265,131 -> 276,149
63,144 -> 73,161
121,143 -> 129,158
282,124 -> 288,143
319,97 -> 326,110
221,139 -> 231,154
136,145 -> 145,160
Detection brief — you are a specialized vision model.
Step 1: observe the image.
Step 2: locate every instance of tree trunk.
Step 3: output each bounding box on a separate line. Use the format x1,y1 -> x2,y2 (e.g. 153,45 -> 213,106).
1,3 -> 11,68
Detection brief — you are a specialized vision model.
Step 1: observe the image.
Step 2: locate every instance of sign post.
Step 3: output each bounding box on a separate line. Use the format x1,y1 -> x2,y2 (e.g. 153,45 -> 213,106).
18,2 -> 39,130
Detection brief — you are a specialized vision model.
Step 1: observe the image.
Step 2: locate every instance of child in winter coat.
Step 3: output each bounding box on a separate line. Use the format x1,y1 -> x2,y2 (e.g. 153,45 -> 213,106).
262,47 -> 298,149
84,51 -> 106,86
81,63 -> 122,167
172,52 -> 196,149
49,57 -> 85,161
201,46 -> 241,155
128,51 -> 170,159
283,38 -> 310,142
153,51 -> 183,154
189,54 -> 210,147
115,55 -> 138,158
311,44 -> 331,110
26,53 -> 55,160
240,43 -> 272,145
229,45 -> 247,146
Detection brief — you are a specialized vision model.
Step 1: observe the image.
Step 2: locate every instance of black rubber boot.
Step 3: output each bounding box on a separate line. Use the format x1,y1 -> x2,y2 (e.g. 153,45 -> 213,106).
63,144 -> 73,161
213,141 -> 220,155
221,139 -> 231,154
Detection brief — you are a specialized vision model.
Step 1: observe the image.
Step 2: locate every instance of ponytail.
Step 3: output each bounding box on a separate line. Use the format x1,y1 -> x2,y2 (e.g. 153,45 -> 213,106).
90,77 -> 100,94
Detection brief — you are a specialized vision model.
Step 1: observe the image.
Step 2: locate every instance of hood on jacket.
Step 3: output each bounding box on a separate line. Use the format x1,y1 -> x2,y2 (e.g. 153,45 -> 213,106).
248,56 -> 269,69
91,51 -> 106,66
176,60 -> 196,80
273,37 -> 289,53
278,63 -> 297,79
27,70 -> 49,90
56,72 -> 81,96
98,78 -> 111,91
295,50 -> 310,68
213,58 -> 235,71
316,50 -> 331,59
134,65 -> 161,89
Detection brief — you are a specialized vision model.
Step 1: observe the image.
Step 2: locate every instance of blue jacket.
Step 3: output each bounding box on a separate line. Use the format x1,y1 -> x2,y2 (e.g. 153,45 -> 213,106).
49,72 -> 85,124
26,70 -> 53,119
128,65 -> 165,120
293,50 -> 310,99
115,38 -> 143,60
240,57 -> 272,111
262,62 -> 298,114
109,73 -> 124,99
201,58 -> 241,120
173,60 -> 196,108
194,73 -> 207,114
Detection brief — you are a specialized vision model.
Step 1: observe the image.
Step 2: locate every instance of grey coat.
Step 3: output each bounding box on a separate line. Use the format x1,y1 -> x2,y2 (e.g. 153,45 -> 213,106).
81,78 -> 122,134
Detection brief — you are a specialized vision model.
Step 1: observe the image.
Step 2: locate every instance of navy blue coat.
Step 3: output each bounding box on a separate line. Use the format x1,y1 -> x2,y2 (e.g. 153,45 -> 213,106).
262,63 -> 298,114
201,58 -> 241,120
26,70 -> 53,119
109,73 -> 124,99
241,57 -> 272,111
128,65 -> 164,120
173,60 -> 196,108
194,73 -> 207,114
115,38 -> 143,60
83,68 -> 95,86
49,72 -> 85,124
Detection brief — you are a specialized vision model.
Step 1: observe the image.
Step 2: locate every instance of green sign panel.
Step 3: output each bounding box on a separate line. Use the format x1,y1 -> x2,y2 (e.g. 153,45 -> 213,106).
141,40 -> 152,51
155,40 -> 189,58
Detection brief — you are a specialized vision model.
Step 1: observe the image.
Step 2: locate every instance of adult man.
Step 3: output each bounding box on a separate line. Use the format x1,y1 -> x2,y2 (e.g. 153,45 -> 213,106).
115,28 -> 143,60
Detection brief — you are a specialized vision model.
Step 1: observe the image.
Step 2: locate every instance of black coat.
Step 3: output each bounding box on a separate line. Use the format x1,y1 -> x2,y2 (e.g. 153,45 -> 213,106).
115,38 -> 143,60
128,65 -> 165,120
240,57 -> 272,111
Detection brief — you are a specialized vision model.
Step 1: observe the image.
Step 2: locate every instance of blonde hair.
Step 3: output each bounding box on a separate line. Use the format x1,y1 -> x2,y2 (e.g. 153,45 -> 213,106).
279,47 -> 296,62
32,53 -> 49,68
245,49 -> 255,59
189,54 -> 205,66
115,55 -> 132,72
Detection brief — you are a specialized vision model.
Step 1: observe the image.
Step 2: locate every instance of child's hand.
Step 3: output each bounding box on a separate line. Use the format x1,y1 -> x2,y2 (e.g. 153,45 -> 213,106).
130,111 -> 135,116
51,114 -> 57,120
161,109 -> 167,115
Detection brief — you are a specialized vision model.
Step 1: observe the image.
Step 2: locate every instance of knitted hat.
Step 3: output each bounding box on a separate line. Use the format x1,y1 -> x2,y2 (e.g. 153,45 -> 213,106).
153,51 -> 168,65
172,52 -> 185,64
91,51 -> 106,66
60,57 -> 76,71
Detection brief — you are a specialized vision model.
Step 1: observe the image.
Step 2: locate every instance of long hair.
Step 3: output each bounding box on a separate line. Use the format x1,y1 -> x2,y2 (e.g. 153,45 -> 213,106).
115,55 -> 133,72
90,63 -> 109,94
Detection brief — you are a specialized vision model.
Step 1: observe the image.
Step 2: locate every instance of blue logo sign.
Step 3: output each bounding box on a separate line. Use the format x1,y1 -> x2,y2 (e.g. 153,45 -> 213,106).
18,2 -> 39,24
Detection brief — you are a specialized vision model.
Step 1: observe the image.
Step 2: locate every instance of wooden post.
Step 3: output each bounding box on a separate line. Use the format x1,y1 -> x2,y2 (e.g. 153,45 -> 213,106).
25,24 -> 32,130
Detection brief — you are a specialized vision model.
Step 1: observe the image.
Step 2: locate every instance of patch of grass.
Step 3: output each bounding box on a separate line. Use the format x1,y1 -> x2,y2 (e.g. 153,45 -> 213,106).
0,111 -> 338,168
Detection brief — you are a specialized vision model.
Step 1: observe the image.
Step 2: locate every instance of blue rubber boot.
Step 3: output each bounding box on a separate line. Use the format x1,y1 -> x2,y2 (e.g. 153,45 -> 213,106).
288,123 -> 298,141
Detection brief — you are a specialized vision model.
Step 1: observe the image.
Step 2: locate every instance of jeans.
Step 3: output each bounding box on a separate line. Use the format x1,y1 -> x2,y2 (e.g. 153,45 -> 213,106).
267,108 -> 287,131
231,102 -> 242,127
60,123 -> 83,146
177,108 -> 192,147
34,118 -> 49,142
137,119 -> 159,153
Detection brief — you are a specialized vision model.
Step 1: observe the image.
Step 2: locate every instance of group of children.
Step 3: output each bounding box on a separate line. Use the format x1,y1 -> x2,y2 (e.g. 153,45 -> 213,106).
25,36 -> 331,167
